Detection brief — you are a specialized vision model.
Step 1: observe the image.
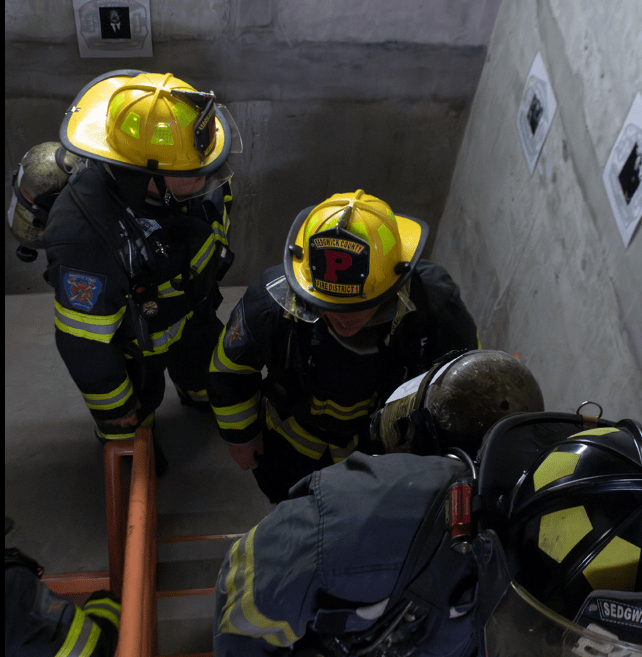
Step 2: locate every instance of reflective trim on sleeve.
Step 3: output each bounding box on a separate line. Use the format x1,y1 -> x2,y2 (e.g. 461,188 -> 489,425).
83,596 -> 121,629
134,313 -> 191,356
219,527 -> 300,647
54,300 -> 126,344
209,329 -> 261,375
184,388 -> 209,403
265,401 -> 327,460
213,391 -> 261,430
157,280 -> 183,299
54,606 -> 101,657
82,377 -> 134,411
329,438 -> 358,463
310,393 -> 377,421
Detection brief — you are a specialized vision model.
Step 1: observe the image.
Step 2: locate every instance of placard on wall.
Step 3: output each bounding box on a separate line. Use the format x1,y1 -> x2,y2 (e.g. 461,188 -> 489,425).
516,52 -> 557,174
72,0 -> 153,58
602,93 -> 642,248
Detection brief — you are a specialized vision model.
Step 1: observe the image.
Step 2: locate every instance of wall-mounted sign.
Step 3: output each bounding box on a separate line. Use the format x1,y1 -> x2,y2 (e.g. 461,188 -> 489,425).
517,52 -> 558,174
602,93 -> 642,248
72,0 -> 153,58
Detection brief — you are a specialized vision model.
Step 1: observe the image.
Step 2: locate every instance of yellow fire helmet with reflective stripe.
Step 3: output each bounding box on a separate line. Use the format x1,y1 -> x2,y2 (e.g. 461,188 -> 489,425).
278,190 -> 429,318
475,414 -> 642,652
60,69 -> 242,178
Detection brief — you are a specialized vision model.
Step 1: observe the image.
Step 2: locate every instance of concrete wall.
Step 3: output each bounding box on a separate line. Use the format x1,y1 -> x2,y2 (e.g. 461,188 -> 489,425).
5,0 -> 501,293
433,0 -> 642,419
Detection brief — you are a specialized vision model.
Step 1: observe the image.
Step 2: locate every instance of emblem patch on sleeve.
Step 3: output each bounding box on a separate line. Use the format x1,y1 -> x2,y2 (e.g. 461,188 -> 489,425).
224,304 -> 248,348
62,267 -> 107,312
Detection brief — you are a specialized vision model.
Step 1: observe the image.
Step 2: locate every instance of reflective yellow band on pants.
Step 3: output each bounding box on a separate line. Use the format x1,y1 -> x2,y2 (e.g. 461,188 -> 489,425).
83,376 -> 134,411
265,401 -> 357,462
94,411 -> 155,441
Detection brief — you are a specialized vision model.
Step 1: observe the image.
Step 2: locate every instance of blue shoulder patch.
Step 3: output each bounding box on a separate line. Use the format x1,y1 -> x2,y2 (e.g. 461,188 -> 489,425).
224,304 -> 249,349
61,267 -> 107,312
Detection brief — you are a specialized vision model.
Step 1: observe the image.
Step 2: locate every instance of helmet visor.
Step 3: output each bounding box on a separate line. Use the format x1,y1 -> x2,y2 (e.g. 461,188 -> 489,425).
266,275 -> 323,323
266,275 -> 417,326
164,161 -> 234,202
484,583 -> 642,656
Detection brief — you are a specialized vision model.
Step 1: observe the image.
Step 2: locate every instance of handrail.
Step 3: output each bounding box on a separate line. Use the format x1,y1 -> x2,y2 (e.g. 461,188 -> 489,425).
115,426 -> 157,657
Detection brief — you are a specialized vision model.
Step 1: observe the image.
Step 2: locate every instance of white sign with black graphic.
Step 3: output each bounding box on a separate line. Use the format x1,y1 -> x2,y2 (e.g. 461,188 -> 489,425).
517,52 -> 558,174
72,0 -> 153,58
602,93 -> 642,248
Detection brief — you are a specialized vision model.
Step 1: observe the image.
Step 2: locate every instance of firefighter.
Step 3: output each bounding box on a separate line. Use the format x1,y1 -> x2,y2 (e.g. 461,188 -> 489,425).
39,70 -> 242,462
214,407 -> 642,656
5,548 -> 120,657
208,190 -> 479,503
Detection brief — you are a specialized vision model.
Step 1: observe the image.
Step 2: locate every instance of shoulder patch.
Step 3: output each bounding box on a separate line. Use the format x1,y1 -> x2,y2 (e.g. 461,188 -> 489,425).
61,267 -> 107,312
224,304 -> 249,349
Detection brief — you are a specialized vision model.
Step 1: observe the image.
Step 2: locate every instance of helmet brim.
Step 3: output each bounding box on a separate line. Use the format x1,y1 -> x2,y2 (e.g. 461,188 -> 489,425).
284,205 -> 429,313
60,69 -> 234,176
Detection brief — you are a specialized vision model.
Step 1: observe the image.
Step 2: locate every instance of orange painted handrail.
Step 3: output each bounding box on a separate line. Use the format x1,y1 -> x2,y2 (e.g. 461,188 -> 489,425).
115,426 -> 157,657
45,427 -> 220,656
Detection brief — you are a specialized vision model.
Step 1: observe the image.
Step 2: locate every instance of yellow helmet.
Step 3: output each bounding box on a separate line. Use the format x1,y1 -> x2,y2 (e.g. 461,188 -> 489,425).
272,190 -> 428,319
60,70 -> 242,179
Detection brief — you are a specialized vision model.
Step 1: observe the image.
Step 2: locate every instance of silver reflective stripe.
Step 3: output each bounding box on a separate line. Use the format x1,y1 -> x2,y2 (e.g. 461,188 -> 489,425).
192,236 -> 217,273
55,609 -> 100,657
225,532 -> 293,647
83,379 -> 133,409
310,395 -> 374,420
83,599 -> 121,628
329,439 -> 357,462
54,306 -> 122,338
265,403 -> 327,459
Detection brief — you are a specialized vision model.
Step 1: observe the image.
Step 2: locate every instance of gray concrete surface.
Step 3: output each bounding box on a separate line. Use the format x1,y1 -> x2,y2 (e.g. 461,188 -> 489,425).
433,0 -> 642,419
5,0 -> 502,294
4,286 -> 274,655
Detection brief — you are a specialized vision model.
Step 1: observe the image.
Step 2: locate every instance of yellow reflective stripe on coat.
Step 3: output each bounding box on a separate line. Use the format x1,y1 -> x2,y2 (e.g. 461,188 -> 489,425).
83,596 -> 121,629
83,377 -> 134,411
329,438 -> 358,463
184,388 -> 209,403
310,393 -> 377,421
213,391 -> 261,430
134,313 -> 191,356
219,527 -> 300,647
54,606 -> 101,657
210,329 -> 261,375
265,402 -> 327,460
266,402 -> 358,462
54,300 -> 125,343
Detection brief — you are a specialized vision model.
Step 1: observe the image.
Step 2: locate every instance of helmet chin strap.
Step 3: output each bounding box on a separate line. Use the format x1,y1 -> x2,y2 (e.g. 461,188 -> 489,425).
151,175 -> 174,206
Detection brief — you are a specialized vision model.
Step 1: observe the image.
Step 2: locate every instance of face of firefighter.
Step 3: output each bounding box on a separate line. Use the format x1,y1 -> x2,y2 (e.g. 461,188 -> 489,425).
325,306 -> 379,337
148,176 -> 206,199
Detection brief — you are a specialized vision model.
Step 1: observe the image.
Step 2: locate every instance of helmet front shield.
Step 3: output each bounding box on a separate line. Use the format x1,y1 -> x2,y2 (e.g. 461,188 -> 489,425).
266,275 -> 323,323
484,583 -> 642,656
